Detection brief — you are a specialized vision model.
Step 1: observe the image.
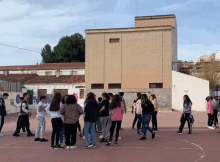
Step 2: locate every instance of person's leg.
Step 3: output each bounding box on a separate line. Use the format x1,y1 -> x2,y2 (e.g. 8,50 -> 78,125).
208,114 -> 212,126
214,110 -> 217,126
91,122 -> 96,145
141,114 -> 147,137
155,111 -> 158,130
101,117 -> 108,139
59,124 -> 65,144
22,125 -> 26,132
186,114 -> 192,132
137,114 -> 142,132
179,115 -> 187,132
109,121 -> 116,141
84,121 -> 91,146
115,121 -> 122,142
105,119 -> 112,137
65,124 -> 71,146
145,114 -> 153,133
0,115 -> 5,133
25,115 -> 32,134
35,117 -> 42,138
71,124 -> 77,146
16,116 -> 21,134
152,112 -> 156,130
41,117 -> 46,139
51,118 -> 56,146
77,122 -> 81,132
55,118 -> 62,146
132,112 -> 137,128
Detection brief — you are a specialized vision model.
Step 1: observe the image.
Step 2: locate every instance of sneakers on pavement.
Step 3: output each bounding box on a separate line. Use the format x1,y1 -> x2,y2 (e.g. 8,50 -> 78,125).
85,144 -> 93,149
70,145 -> 77,149
40,138 -> 48,142
176,131 -> 182,134
139,136 -> 146,140
34,138 -> 40,141
54,145 -> 64,150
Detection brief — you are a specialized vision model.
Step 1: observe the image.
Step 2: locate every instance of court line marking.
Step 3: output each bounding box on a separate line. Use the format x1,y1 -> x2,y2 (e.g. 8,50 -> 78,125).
157,135 -> 204,162
0,139 -> 34,147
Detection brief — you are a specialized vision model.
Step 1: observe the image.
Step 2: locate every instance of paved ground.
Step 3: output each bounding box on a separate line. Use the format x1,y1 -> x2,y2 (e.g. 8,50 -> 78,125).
0,111 -> 220,162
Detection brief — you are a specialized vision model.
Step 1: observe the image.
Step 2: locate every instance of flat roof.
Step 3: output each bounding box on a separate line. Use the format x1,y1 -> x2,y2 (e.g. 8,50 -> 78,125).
135,14 -> 176,20
85,25 -> 173,34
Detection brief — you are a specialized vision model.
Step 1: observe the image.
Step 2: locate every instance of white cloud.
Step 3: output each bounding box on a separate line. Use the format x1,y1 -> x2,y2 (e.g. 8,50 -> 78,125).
157,1 -> 192,11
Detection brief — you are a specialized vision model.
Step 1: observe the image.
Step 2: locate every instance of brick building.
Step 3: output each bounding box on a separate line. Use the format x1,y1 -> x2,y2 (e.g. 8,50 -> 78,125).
85,14 -> 178,110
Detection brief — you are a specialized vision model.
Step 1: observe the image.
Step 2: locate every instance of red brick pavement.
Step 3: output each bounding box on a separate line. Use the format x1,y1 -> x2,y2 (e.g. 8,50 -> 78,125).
0,112 -> 219,162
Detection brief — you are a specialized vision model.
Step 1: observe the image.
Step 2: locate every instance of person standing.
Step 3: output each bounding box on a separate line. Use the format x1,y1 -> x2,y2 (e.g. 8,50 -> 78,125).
12,97 -> 26,134
212,96 -> 219,127
151,94 -> 158,132
106,95 -> 124,146
59,95 -> 68,147
135,93 -> 142,134
207,96 -> 215,129
99,92 -> 110,142
139,94 -> 155,140
60,95 -> 83,149
96,97 -> 102,133
83,92 -> 99,149
34,96 -> 48,142
119,92 -> 126,130
46,93 -> 64,149
13,93 -> 35,137
177,95 -> 193,134
0,93 -> 9,137
132,95 -> 139,129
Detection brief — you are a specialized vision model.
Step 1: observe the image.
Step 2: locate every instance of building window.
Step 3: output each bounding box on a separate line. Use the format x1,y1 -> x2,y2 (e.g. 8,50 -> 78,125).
91,84 -> 104,89
149,83 -> 163,88
108,84 -> 121,89
46,71 -> 52,76
38,89 -> 47,99
53,89 -> 68,98
71,71 -> 77,75
79,89 -> 85,99
109,38 -> 120,43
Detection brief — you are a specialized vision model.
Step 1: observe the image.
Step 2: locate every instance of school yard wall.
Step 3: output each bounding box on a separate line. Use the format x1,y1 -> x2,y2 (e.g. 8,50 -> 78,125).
172,71 -> 209,112
24,83 -> 85,107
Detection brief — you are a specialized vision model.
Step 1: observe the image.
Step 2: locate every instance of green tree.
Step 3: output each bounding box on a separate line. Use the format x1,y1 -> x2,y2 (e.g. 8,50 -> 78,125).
41,33 -> 85,63
41,44 -> 56,63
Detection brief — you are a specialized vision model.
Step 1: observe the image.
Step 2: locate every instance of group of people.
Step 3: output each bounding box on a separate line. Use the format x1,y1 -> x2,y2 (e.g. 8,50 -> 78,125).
1,92 -> 219,150
205,96 -> 220,133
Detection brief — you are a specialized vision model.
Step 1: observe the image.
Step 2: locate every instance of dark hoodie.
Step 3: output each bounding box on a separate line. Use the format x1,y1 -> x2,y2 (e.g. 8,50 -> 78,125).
141,100 -> 154,114
0,98 -> 6,116
84,101 -> 99,122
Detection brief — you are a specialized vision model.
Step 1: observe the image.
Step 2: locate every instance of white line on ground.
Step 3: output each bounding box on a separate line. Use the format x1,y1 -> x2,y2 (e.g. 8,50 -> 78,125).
158,135 -> 205,162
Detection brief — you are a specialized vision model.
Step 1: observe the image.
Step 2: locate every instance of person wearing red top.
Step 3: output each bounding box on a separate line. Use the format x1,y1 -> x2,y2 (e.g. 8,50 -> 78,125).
106,95 -> 124,146
207,96 -> 214,129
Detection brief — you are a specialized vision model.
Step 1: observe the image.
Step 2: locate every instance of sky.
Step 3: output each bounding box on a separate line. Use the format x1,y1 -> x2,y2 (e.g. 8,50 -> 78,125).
0,0 -> 220,66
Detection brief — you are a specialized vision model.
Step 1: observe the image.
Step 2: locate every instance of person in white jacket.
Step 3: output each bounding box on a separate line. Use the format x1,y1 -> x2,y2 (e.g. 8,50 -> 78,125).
134,93 -> 142,134
46,93 -> 64,150
12,97 -> 26,134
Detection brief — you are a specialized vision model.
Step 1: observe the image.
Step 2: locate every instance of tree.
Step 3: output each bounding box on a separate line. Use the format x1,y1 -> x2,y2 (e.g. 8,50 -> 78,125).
198,61 -> 220,94
41,33 -> 85,63
41,44 -> 56,63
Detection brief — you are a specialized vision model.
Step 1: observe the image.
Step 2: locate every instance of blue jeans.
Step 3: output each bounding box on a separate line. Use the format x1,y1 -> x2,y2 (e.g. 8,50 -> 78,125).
84,121 -> 96,146
59,123 -> 66,144
142,114 -> 153,136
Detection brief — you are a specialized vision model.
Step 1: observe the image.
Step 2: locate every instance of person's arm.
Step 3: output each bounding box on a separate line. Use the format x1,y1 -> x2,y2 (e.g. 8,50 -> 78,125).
46,105 -> 51,115
78,104 -> 84,115
100,105 -> 105,112
123,98 -> 126,112
60,106 -> 65,115
121,102 -> 125,114
21,103 -> 29,113
13,103 -> 20,109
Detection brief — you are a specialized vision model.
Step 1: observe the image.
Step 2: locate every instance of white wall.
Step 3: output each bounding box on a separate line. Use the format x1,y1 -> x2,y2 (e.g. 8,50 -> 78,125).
24,83 -> 85,107
0,92 -> 25,114
215,51 -> 220,61
172,71 -> 209,112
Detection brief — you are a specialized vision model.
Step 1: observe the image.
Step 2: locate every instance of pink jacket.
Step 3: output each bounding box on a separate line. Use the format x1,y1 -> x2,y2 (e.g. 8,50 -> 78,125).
207,101 -> 213,114
111,102 -> 125,121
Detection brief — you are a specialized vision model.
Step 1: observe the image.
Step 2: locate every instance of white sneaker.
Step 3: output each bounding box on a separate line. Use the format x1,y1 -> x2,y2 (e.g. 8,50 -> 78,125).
114,137 -> 121,140
66,146 -> 70,149
70,145 -> 77,149
0,133 -> 5,137
83,136 -> 85,139
99,135 -> 103,139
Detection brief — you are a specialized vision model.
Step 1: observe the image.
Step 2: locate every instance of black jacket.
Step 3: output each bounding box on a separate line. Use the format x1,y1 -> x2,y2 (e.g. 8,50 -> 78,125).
141,101 -> 154,114
84,101 -> 99,122
0,98 -> 6,116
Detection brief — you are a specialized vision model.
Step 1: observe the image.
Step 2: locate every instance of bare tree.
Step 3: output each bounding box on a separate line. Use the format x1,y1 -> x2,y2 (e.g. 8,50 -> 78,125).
198,61 -> 220,94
